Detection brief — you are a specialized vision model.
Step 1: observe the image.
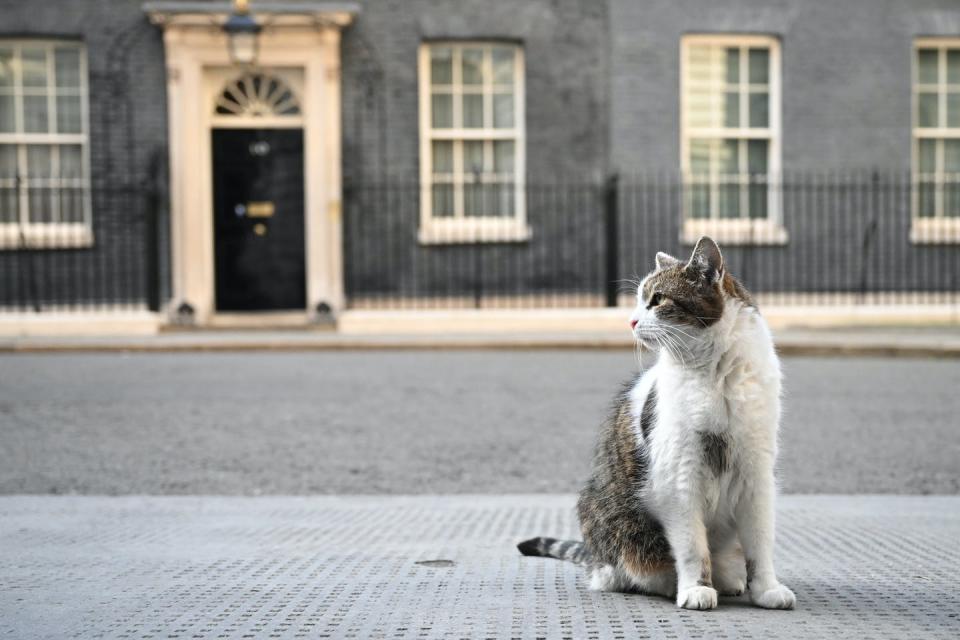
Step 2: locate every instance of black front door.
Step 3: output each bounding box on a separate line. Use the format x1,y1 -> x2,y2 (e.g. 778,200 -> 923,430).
212,128 -> 306,311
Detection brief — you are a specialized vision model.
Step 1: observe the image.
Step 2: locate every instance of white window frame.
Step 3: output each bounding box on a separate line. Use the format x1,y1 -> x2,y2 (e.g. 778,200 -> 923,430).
418,42 -> 528,244
0,39 -> 92,250
680,34 -> 785,245
911,38 -> 960,244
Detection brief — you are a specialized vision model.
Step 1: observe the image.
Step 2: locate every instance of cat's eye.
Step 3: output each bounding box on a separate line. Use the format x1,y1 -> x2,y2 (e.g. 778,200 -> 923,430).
647,293 -> 663,308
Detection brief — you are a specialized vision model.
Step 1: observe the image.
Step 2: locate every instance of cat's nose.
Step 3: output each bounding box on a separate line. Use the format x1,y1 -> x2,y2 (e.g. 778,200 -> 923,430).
630,319 -> 638,330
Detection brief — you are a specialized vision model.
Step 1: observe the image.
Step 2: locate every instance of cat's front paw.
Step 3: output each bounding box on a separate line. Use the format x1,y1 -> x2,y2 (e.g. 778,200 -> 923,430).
714,575 -> 746,596
677,585 -> 718,610
750,583 -> 796,609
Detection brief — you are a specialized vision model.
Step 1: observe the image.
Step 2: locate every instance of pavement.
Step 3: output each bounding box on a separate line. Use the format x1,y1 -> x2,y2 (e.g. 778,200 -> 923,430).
2,494 -> 959,639
1,324 -> 960,357
2,352 -> 958,495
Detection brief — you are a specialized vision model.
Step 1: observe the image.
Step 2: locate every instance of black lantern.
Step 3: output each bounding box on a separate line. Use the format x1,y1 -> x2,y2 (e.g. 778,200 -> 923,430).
223,0 -> 261,66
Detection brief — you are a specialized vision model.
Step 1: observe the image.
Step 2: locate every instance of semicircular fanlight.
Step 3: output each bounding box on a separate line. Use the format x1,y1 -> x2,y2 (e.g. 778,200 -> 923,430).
214,72 -> 301,117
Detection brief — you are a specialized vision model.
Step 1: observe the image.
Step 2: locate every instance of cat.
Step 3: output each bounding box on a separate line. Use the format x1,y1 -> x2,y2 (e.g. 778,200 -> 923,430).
518,236 -> 795,611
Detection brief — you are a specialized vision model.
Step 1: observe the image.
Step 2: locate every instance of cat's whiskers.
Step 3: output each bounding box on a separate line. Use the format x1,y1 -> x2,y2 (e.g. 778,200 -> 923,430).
650,328 -> 687,368
659,323 -> 699,343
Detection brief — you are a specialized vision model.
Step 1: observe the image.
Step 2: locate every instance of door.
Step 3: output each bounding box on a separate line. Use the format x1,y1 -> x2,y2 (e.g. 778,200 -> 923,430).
212,128 -> 306,311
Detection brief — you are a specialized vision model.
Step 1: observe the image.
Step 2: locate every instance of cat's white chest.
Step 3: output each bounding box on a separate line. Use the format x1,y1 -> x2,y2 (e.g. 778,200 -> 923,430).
637,313 -> 781,521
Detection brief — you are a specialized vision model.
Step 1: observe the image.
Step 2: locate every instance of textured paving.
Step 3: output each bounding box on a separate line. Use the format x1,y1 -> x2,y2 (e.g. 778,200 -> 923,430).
2,495 -> 959,639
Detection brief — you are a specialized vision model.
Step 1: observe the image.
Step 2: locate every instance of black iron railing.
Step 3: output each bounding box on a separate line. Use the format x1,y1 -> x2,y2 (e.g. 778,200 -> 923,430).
0,184 -> 162,312
1,174 -> 958,314
344,172 -> 960,309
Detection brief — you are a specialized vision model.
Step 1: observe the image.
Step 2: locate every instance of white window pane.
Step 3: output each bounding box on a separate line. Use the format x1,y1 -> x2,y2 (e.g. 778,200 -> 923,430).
54,47 -> 81,89
687,46 -> 714,84
948,50 -> 960,85
462,94 -> 483,128
28,186 -> 52,222
23,95 -> 49,132
492,183 -> 515,217
686,85 -> 721,128
21,47 -> 48,88
60,144 -> 83,178
689,184 -> 710,219
0,144 -> 16,177
431,93 -> 452,128
493,140 -> 514,173
948,93 -> 960,128
719,183 -> 739,219
0,144 -> 15,222
27,146 -> 53,221
749,92 -> 769,127
918,182 -> 936,217
492,47 -> 514,84
918,92 -> 938,127
944,139 -> 960,172
689,139 -> 711,175
27,144 -> 51,178
58,187 -> 83,222
747,139 -> 768,174
946,140 -> 960,217
723,91 -> 739,127
56,94 -> 82,133
461,48 -> 483,85
917,139 -> 936,174
724,47 -> 739,83
749,183 -> 768,219
0,95 -> 14,132
945,185 -> 960,217
719,139 -> 739,175
748,48 -> 769,84
918,49 -> 939,84
493,93 -> 514,128
0,185 -> 15,221
0,47 -> 13,89
464,183 -> 485,217
463,140 -> 484,174
430,47 -> 452,85
431,140 -> 453,173
431,184 -> 453,217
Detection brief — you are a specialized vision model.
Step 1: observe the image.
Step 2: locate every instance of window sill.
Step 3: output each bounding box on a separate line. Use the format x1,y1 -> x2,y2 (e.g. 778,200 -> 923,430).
910,218 -> 960,244
418,220 -> 531,245
0,225 -> 94,250
682,219 -> 788,246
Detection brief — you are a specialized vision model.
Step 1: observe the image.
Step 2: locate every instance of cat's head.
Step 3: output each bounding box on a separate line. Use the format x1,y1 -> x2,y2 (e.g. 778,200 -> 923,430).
629,236 -> 753,353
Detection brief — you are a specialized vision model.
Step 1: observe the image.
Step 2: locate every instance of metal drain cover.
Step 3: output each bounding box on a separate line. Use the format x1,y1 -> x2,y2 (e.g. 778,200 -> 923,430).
1,495 -> 958,639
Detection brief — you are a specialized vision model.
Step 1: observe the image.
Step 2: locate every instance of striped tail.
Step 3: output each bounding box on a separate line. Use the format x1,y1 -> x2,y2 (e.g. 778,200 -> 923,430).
517,537 -> 590,565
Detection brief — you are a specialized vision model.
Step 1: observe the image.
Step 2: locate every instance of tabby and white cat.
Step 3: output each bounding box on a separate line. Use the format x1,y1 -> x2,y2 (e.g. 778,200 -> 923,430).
518,237 -> 795,611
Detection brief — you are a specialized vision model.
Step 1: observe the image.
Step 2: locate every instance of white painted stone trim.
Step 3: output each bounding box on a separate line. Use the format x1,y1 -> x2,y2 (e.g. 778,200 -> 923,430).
151,9 -> 352,325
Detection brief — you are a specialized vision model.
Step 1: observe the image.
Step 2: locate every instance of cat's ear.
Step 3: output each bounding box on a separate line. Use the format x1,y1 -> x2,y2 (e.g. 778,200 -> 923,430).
686,236 -> 724,283
655,252 -> 681,271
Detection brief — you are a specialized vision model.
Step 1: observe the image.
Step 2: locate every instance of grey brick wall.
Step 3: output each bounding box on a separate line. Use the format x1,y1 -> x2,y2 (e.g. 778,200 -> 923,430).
341,0 -> 609,180
609,0 -> 960,171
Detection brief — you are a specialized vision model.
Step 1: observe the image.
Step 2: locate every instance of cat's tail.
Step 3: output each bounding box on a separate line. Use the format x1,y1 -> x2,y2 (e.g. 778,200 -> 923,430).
517,537 -> 590,565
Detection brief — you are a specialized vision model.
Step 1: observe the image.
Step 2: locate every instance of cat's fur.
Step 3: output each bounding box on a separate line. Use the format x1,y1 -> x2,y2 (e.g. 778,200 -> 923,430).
517,237 -> 795,611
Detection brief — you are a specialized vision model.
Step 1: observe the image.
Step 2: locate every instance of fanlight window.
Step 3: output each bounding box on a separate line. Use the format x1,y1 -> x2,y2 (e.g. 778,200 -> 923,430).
214,72 -> 300,117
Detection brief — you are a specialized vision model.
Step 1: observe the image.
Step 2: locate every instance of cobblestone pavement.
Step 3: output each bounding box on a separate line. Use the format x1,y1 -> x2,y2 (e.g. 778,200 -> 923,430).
1,351 -> 958,494
1,494 -> 958,639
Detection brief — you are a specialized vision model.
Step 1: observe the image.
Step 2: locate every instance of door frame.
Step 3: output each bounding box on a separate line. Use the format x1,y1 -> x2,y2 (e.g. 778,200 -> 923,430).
148,7 -> 354,325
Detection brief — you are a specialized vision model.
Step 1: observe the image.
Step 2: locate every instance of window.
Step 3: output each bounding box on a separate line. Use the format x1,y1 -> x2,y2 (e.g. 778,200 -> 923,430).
912,39 -> 960,243
0,40 -> 90,249
418,42 -> 527,243
680,35 -> 784,244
